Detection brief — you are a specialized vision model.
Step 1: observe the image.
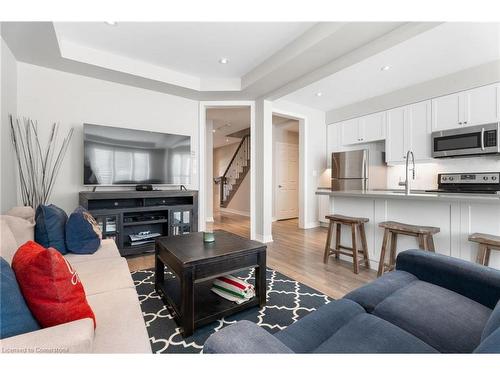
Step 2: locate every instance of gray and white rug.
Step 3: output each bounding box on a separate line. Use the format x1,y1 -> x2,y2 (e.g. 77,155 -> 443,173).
132,267 -> 331,353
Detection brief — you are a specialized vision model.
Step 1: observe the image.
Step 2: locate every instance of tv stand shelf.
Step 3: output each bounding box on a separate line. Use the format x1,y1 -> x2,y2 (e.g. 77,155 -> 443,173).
79,190 -> 198,257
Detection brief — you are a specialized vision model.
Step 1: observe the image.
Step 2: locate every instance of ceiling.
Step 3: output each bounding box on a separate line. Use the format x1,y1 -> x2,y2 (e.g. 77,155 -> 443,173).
207,107 -> 250,148
54,22 -> 314,80
2,21 -> 436,100
282,22 -> 500,111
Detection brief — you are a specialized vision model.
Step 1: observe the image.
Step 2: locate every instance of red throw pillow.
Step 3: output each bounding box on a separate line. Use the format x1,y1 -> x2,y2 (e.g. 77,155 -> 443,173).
12,241 -> 96,329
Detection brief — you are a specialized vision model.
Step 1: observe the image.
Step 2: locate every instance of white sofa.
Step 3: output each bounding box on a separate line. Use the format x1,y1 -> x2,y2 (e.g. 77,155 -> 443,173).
0,208 -> 152,353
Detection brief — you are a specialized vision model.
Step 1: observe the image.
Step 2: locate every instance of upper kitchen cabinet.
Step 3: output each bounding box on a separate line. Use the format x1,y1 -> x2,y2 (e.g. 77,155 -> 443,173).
432,83 -> 500,131
386,106 -> 407,163
431,92 -> 462,131
464,83 -> 500,126
386,100 -> 432,163
341,118 -> 361,145
341,112 -> 385,145
327,122 -> 342,166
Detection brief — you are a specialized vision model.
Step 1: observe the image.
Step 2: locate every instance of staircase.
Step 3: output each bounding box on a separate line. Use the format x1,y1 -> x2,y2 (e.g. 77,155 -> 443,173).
218,135 -> 250,208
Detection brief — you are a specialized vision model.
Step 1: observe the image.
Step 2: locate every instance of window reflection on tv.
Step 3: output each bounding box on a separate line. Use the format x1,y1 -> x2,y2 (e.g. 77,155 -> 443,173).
83,124 -> 191,185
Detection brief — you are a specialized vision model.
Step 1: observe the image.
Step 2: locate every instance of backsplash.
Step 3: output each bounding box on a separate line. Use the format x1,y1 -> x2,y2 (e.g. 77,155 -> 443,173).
386,156 -> 500,190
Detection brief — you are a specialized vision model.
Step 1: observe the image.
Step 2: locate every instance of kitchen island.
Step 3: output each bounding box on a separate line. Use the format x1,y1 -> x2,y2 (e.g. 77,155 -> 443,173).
316,189 -> 500,269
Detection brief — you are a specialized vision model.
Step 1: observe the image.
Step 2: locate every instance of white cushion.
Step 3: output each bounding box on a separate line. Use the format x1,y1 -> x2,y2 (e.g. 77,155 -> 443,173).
0,215 -> 35,264
5,206 -> 35,222
87,288 -> 151,353
64,239 -> 120,264
71,257 -> 134,296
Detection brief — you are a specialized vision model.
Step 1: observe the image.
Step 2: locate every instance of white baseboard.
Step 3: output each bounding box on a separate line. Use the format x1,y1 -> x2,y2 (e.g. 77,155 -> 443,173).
302,221 -> 320,229
219,208 -> 250,217
206,217 -> 214,223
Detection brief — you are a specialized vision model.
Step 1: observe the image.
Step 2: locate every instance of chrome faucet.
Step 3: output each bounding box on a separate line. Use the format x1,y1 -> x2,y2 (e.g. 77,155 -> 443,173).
398,150 -> 415,194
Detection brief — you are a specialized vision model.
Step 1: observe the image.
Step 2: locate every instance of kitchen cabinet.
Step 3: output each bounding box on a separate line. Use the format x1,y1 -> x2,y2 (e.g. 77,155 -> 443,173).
341,118 -> 360,145
317,194 -> 331,225
341,112 -> 385,145
432,83 -> 499,131
386,106 -> 407,163
327,122 -> 342,156
386,100 -> 432,163
464,83 -> 500,126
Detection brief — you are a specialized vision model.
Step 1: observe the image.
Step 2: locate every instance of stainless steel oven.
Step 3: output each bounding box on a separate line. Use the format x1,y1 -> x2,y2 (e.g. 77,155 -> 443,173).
431,122 -> 500,158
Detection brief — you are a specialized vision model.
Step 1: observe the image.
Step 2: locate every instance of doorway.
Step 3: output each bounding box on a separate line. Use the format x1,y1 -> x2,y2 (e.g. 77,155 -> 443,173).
202,104 -> 253,238
272,115 -> 300,223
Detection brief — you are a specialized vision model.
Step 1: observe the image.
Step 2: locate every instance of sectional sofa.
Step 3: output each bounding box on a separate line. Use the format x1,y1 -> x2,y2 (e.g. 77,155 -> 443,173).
204,250 -> 500,353
0,208 -> 151,353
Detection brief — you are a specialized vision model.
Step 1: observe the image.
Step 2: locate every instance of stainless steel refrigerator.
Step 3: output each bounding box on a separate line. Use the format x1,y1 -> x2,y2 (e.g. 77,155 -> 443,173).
331,149 -> 386,191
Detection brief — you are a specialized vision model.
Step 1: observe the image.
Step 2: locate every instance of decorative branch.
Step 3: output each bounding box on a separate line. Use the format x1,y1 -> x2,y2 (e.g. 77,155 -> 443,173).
9,115 -> 74,209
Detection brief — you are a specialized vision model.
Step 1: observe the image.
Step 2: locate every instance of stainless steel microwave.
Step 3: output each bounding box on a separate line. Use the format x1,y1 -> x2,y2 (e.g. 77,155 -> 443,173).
431,123 -> 500,158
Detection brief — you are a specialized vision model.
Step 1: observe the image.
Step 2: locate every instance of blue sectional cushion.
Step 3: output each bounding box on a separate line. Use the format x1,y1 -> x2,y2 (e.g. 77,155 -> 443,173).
35,204 -> 68,254
373,280 -> 492,353
65,206 -> 102,254
275,299 -> 364,353
0,257 -> 40,339
475,327 -> 500,353
482,300 -> 500,341
344,270 -> 418,312
313,313 -> 437,353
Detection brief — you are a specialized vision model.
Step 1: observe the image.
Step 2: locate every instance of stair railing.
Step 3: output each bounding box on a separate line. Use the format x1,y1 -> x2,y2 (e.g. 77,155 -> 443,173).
220,135 -> 250,206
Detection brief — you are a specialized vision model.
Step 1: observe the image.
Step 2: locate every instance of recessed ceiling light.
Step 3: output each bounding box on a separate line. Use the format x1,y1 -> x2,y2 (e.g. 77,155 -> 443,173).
104,21 -> 117,26
380,65 -> 391,71
212,129 -> 216,133
225,138 -> 229,142
316,92 -> 323,97
219,58 -> 229,64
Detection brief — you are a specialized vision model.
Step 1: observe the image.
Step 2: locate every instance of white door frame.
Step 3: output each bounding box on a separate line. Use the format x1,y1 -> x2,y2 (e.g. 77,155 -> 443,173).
271,109 -> 307,229
198,101 -> 256,239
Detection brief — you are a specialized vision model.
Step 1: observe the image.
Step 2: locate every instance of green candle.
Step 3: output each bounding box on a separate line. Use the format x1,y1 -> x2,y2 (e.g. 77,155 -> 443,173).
203,231 -> 215,243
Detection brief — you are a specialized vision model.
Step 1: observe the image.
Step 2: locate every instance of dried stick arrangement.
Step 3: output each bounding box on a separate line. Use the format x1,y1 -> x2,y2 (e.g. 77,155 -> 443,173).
9,115 -> 74,209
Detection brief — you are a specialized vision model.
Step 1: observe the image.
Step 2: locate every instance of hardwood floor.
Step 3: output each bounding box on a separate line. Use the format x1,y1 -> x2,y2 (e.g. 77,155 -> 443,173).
127,211 -> 376,299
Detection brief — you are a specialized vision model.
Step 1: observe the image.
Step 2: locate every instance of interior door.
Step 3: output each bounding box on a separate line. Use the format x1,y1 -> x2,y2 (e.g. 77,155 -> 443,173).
275,143 -> 299,220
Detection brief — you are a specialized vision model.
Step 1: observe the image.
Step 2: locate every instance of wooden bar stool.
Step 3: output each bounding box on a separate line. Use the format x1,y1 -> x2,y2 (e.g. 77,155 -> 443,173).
323,214 -> 370,274
468,232 -> 500,266
377,221 -> 440,277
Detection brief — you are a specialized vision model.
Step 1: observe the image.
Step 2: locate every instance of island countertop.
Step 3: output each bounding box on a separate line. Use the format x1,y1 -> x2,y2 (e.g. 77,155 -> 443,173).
315,188 -> 500,203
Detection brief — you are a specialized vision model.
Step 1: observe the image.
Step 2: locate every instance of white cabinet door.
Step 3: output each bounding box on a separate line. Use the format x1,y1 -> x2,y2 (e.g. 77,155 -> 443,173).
464,83 -> 500,127
408,100 -> 432,160
386,107 -> 406,163
432,92 -> 462,131
318,194 -> 330,224
342,118 -> 360,145
326,123 -> 342,167
360,112 -> 386,142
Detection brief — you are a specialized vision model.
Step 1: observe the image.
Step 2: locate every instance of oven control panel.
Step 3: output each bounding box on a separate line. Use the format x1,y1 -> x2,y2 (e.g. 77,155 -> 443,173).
439,172 -> 500,185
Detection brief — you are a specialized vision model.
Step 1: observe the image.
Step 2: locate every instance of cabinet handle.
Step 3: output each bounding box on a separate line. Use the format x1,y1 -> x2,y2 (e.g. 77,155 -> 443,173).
459,122 -> 463,125
464,121 -> 468,124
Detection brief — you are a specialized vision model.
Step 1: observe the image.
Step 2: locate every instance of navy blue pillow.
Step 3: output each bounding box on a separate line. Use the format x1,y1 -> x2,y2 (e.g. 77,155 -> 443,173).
35,204 -> 68,254
0,257 -> 40,339
65,206 -> 102,254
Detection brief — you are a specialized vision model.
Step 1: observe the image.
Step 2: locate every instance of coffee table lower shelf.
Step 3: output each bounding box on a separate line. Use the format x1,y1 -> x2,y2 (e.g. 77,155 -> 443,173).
156,277 -> 259,332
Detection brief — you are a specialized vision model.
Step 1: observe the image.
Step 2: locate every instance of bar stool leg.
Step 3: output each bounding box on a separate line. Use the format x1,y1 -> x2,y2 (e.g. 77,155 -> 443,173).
426,235 -> 435,252
323,220 -> 334,264
417,234 -> 426,250
389,232 -> 398,271
378,228 -> 390,277
484,246 -> 491,266
335,223 -> 341,259
359,223 -> 370,268
351,224 -> 359,274
476,243 -> 487,265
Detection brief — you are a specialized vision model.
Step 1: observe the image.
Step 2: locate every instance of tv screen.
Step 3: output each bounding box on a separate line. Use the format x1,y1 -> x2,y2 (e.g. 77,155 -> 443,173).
83,124 -> 191,185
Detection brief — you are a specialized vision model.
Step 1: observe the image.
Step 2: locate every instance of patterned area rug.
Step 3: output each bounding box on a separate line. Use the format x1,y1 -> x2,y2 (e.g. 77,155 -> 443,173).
132,267 -> 331,353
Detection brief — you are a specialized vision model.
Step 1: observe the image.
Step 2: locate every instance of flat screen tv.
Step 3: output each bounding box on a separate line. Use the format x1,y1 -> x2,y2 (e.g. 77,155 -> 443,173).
83,124 -> 191,185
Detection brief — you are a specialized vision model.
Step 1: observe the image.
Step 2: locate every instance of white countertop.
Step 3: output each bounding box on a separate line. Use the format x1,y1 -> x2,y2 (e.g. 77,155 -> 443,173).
315,188 -> 500,203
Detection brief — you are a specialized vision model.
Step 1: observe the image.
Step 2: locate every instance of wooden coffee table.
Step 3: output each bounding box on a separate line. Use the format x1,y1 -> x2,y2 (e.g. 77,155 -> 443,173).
154,230 -> 267,337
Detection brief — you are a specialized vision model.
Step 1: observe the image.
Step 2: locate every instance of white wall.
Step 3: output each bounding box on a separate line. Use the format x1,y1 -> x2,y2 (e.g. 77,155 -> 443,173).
16,63 -> 199,213
1,38 -> 18,213
273,99 -> 326,229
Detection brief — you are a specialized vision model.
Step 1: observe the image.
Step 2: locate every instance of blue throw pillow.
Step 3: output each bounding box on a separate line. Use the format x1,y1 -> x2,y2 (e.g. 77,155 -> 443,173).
0,257 -> 40,339
65,206 -> 102,254
35,204 -> 68,254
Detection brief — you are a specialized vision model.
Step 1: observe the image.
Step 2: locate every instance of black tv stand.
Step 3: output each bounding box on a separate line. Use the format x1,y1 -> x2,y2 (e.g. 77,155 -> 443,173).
79,190 -> 198,257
